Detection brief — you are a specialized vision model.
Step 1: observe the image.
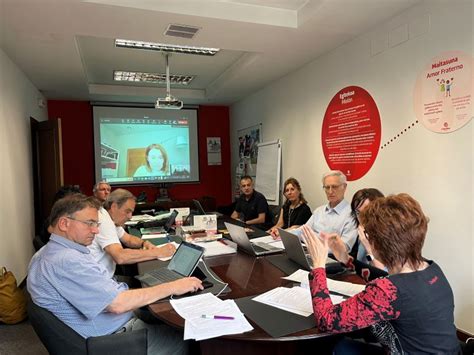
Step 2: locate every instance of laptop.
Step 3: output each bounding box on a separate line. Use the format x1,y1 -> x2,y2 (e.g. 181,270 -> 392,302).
278,228 -> 340,271
193,199 -> 223,217
136,241 -> 204,286
225,222 -> 283,256
140,209 -> 178,234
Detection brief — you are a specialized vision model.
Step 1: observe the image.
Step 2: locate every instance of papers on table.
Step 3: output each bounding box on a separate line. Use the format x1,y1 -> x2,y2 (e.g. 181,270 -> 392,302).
250,235 -> 284,250
326,278 -> 365,297
141,233 -> 168,240
170,293 -> 253,341
253,286 -> 313,317
125,212 -> 172,226
282,269 -> 310,283
195,240 -> 237,257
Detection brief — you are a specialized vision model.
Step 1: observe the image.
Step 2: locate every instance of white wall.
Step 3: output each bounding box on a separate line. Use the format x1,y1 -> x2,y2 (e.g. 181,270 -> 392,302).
0,48 -> 47,281
231,0 -> 473,333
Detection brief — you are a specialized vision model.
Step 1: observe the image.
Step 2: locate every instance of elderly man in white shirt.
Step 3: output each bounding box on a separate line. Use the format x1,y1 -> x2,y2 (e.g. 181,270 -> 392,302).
291,170 -> 357,252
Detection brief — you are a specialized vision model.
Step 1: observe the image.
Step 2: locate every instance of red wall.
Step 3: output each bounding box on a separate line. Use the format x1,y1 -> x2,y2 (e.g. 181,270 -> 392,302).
47,101 -> 232,206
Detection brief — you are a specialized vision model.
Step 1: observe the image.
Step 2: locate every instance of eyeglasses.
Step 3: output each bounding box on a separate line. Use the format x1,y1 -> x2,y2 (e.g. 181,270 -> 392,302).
66,216 -> 101,228
322,184 -> 343,192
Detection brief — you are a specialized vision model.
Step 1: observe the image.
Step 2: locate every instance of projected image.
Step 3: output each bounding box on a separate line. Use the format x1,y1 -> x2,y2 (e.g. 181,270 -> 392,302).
94,106 -> 199,185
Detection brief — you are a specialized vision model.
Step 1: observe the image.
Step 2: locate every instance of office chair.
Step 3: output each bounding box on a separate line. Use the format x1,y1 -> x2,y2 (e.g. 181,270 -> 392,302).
28,300 -> 148,355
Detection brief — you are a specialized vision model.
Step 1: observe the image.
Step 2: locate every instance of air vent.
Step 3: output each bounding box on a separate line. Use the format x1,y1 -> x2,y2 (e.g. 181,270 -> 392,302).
165,24 -> 200,39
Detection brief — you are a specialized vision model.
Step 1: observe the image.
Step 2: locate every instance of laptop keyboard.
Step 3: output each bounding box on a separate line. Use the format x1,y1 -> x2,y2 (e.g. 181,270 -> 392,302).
147,268 -> 180,283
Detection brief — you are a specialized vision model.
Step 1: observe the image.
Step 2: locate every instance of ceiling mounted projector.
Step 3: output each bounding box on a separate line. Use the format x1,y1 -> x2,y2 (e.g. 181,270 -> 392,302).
155,53 -> 183,110
155,96 -> 183,109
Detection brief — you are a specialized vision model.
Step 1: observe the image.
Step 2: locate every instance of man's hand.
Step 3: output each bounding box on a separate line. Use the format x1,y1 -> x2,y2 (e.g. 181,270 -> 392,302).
301,225 -> 329,269
142,240 -> 156,250
170,277 -> 203,295
155,243 -> 176,258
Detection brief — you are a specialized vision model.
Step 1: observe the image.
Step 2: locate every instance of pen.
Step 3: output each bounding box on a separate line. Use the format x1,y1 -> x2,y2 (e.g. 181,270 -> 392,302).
201,315 -> 234,320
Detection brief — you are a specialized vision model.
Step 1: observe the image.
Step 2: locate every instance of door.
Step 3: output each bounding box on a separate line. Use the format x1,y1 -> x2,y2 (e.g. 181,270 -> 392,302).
31,118 -> 63,235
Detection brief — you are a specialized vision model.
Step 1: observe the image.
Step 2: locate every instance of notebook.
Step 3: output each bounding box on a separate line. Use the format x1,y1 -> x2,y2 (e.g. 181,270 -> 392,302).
136,241 -> 204,286
225,222 -> 282,256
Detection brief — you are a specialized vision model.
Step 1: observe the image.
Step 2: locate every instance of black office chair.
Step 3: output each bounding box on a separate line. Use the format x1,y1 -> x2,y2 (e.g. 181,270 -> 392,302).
33,235 -> 46,251
28,300 -> 148,355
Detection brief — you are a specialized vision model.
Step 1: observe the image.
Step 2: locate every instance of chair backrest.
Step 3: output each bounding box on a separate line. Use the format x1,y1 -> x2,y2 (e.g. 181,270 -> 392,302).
28,300 -> 86,355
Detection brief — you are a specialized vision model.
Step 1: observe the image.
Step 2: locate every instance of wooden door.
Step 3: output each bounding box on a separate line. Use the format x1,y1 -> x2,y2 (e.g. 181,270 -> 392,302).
31,118 -> 63,234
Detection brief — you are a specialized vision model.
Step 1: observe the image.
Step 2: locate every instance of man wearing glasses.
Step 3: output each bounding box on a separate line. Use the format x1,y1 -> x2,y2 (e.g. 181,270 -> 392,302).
88,188 -> 175,279
28,194 -> 202,353
291,170 -> 357,252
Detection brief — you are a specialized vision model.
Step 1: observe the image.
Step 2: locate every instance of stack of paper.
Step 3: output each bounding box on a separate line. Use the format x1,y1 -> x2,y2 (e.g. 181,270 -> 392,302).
196,240 -> 237,257
253,286 -> 314,316
170,293 -> 253,340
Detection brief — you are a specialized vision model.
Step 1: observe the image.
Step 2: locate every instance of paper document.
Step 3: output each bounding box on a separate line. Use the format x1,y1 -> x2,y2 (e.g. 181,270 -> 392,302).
300,276 -> 365,297
326,278 -> 365,297
195,240 -> 237,257
141,233 -> 168,240
253,286 -> 313,317
250,235 -> 284,249
282,269 -> 309,283
170,293 -> 253,341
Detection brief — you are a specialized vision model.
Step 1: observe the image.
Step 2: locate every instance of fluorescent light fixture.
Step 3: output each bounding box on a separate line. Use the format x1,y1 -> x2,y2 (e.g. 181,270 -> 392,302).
115,39 -> 220,56
114,71 -> 194,85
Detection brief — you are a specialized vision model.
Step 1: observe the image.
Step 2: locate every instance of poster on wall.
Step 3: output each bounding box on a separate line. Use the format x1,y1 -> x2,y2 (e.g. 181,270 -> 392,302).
321,86 -> 381,181
414,51 -> 473,133
234,124 -> 262,198
207,137 -> 221,165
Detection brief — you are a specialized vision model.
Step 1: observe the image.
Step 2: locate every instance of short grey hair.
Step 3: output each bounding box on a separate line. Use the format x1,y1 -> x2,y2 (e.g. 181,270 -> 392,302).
322,170 -> 347,185
104,188 -> 136,210
93,181 -> 111,193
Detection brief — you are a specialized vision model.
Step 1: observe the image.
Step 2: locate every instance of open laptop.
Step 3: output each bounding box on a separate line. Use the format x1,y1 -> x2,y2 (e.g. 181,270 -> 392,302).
140,209 -> 178,234
278,228 -> 340,271
193,199 -> 223,217
225,222 -> 282,256
136,241 -> 204,286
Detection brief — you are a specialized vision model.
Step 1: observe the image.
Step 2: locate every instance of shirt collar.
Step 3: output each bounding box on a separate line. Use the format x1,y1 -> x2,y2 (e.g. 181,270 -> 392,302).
50,234 -> 91,254
325,199 -> 348,214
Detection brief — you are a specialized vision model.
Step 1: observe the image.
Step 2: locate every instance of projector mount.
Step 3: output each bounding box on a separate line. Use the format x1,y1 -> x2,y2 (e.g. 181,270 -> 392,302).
155,53 -> 183,110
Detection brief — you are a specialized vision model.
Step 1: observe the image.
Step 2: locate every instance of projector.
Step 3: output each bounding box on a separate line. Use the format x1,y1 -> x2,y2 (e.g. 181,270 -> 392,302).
155,96 -> 183,110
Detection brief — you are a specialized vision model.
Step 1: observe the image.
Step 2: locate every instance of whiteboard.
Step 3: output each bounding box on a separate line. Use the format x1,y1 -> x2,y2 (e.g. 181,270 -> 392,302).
255,140 -> 281,205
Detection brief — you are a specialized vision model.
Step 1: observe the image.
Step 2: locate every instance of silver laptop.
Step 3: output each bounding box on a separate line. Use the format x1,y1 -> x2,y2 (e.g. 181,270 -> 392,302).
225,222 -> 282,256
193,199 -> 223,217
136,241 -> 204,286
278,228 -> 339,271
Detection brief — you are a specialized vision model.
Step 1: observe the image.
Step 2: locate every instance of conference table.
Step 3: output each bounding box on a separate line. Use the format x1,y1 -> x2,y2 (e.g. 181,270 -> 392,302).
137,229 -> 364,355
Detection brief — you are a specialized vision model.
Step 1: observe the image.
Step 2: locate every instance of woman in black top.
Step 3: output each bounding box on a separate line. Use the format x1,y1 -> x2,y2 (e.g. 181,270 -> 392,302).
268,177 -> 312,236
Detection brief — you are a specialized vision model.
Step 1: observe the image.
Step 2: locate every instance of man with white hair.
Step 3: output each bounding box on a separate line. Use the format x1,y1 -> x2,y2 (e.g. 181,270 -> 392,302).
292,170 -> 357,252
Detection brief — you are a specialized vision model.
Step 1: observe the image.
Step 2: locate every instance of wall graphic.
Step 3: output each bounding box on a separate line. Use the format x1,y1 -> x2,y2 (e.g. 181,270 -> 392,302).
414,51 -> 473,133
321,86 -> 381,181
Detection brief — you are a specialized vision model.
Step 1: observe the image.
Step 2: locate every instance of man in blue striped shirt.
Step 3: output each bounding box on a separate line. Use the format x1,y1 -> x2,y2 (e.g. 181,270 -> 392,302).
28,194 -> 202,354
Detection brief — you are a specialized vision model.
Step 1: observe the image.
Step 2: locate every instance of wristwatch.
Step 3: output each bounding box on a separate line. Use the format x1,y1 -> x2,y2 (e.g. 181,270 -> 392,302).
366,254 -> 374,262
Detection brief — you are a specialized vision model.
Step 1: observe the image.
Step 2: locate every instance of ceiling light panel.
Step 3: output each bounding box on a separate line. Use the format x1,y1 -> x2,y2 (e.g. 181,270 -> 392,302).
115,39 -> 220,56
114,71 -> 194,85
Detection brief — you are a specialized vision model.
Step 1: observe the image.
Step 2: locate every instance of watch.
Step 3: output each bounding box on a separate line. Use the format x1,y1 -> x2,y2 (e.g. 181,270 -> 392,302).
366,254 -> 374,262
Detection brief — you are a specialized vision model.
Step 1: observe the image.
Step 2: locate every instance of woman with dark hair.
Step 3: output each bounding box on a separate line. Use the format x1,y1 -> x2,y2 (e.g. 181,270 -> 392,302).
302,194 -> 460,354
133,144 -> 169,177
268,177 -> 312,236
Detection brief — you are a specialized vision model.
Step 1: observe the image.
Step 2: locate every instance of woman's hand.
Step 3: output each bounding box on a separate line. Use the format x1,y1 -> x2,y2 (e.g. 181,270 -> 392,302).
326,233 -> 350,264
358,225 -> 372,255
268,227 -> 280,240
301,225 -> 328,269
